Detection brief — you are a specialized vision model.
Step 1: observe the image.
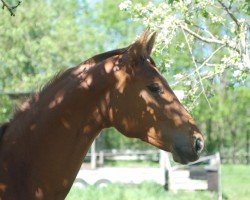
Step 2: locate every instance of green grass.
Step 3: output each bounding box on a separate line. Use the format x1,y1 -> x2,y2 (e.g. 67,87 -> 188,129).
66,165 -> 250,200
66,183 -> 215,200
221,165 -> 250,200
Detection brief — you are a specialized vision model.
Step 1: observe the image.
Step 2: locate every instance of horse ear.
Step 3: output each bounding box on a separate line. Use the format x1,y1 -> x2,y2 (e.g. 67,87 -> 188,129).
128,30 -> 157,59
146,32 -> 157,55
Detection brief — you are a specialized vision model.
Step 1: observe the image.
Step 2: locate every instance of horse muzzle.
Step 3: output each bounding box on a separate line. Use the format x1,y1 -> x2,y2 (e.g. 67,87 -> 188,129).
172,136 -> 204,164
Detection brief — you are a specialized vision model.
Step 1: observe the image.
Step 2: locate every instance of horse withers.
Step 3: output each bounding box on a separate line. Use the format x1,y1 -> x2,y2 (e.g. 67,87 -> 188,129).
0,30 -> 204,199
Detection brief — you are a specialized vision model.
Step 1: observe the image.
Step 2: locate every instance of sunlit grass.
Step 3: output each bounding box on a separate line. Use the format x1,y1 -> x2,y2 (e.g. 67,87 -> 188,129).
221,165 -> 250,200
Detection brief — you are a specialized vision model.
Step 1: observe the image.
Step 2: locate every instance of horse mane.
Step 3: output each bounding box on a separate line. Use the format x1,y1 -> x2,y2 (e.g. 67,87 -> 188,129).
82,48 -> 127,66
0,122 -> 9,141
40,47 -> 128,95
13,47 -> 128,119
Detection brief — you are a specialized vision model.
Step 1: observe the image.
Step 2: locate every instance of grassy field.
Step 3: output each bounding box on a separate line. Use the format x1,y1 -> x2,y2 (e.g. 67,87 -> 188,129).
221,165 -> 250,200
66,165 -> 250,200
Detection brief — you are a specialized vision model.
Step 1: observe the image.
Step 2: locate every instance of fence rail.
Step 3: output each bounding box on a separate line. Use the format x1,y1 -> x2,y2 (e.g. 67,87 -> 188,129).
221,153 -> 250,164
84,150 -> 250,165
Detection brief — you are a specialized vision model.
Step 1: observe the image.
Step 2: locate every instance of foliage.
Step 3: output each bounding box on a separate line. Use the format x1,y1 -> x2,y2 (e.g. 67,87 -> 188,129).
0,0 -> 142,123
103,160 -> 159,167
191,87 -> 250,157
1,0 -> 85,92
97,128 -> 154,150
66,165 -> 250,200
0,95 -> 14,122
0,0 -> 141,93
120,0 -> 250,108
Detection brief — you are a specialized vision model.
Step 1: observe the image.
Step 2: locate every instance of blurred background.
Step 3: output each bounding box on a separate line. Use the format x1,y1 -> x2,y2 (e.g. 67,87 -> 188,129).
0,0 -> 249,199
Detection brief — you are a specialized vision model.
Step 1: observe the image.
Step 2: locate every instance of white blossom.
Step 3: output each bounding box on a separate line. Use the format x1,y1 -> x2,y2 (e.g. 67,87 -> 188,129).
185,0 -> 192,5
165,63 -> 171,68
174,73 -> 184,80
119,0 -> 132,11
238,63 -> 245,70
184,80 -> 191,86
233,70 -> 241,77
180,42 -> 185,48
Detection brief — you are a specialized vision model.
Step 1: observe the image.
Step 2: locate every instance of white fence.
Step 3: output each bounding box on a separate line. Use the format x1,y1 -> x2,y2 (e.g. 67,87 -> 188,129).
162,152 -> 222,200
75,151 -> 222,199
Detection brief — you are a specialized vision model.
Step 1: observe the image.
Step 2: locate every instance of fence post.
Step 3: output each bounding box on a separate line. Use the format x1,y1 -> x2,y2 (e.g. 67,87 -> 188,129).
99,151 -> 104,167
91,139 -> 96,169
217,153 -> 222,200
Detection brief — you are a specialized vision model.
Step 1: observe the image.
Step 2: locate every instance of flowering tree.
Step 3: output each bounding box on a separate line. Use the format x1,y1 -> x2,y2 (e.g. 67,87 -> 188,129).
120,0 -> 249,108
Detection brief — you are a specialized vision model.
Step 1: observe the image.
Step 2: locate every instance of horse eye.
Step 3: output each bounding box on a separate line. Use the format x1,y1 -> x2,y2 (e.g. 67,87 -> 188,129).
147,83 -> 163,94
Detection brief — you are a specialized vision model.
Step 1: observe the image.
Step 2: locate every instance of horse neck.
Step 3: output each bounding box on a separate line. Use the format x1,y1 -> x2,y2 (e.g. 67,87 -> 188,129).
1,58 -> 119,198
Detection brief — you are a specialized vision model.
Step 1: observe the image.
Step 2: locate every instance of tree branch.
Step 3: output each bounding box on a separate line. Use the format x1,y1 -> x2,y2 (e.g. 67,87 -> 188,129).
184,19 -> 217,39
179,23 -> 240,54
181,27 -> 212,108
172,44 -> 226,87
1,0 -> 21,16
217,0 -> 240,28
180,24 -> 224,44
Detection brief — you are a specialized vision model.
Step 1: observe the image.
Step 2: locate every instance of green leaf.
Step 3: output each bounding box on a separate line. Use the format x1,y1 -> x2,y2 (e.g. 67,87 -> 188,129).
168,0 -> 179,5
201,9 -> 209,18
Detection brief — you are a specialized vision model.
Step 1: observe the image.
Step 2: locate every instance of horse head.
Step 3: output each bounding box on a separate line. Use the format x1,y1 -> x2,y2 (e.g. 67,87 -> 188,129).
107,30 -> 204,164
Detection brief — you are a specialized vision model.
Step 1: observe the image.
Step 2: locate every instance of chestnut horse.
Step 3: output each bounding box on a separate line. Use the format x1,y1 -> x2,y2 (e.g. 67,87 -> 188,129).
0,30 -> 204,199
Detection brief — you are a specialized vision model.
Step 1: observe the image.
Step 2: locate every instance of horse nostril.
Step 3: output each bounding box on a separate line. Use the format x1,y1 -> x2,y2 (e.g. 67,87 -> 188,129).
194,138 -> 204,154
